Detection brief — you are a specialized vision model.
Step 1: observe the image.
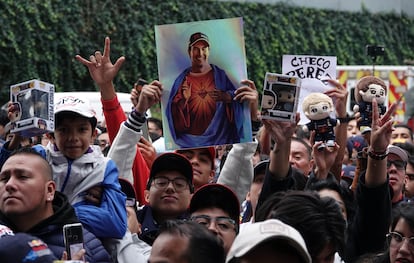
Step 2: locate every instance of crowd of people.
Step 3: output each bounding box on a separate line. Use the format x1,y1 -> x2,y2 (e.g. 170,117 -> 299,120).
0,36 -> 413,263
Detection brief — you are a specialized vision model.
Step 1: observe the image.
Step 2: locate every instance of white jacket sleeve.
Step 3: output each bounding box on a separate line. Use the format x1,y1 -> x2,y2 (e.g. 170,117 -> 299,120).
107,123 -> 142,184
107,111 -> 146,184
104,230 -> 150,263
217,141 -> 258,203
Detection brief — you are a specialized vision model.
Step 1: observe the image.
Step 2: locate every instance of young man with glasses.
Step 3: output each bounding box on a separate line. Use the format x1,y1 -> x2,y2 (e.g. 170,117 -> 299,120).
189,183 -> 240,255
138,152 -> 194,246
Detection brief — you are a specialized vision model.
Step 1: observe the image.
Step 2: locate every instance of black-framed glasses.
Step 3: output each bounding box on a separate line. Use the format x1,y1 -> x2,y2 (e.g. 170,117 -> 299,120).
387,160 -> 406,170
386,232 -> 414,250
152,176 -> 189,192
190,215 -> 236,232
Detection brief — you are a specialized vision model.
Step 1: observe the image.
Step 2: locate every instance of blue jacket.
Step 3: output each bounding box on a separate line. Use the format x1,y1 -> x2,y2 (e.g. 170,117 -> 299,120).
0,192 -> 112,263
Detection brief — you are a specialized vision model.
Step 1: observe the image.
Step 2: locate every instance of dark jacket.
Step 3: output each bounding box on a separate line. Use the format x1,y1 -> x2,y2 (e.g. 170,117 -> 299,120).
0,191 -> 111,263
137,206 -> 160,246
137,205 -> 189,246
257,165 -> 391,263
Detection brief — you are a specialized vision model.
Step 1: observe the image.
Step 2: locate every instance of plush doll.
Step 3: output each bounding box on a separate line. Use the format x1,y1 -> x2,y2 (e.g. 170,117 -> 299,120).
353,76 -> 387,133
302,93 -> 338,150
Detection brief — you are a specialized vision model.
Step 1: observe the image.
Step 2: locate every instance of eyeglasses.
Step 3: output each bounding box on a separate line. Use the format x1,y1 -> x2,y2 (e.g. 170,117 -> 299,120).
152,176 -> 189,192
386,232 -> 414,250
406,173 -> 414,181
190,215 -> 236,232
126,197 -> 136,207
387,160 -> 406,170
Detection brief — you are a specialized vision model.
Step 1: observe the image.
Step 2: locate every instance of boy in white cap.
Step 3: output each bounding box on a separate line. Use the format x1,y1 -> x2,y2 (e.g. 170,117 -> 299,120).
0,95 -> 127,239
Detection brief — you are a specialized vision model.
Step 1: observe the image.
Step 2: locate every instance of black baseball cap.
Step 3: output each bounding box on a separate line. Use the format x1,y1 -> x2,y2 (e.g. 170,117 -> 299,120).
147,152 -> 194,192
189,183 -> 240,232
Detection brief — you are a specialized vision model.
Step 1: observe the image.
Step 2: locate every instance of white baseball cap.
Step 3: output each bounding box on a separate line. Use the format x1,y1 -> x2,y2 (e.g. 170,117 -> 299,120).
226,219 -> 311,263
54,95 -> 96,119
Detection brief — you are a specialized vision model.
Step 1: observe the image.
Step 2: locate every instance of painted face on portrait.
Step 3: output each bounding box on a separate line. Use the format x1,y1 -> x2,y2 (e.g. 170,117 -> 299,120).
189,41 -> 210,72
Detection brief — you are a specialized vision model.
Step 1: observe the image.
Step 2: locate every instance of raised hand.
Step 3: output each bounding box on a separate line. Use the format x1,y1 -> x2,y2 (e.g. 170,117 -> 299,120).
181,78 -> 191,101
312,140 -> 339,180
235,79 -> 259,121
370,98 -> 396,152
324,79 -> 348,118
75,37 -> 125,88
262,113 -> 300,145
135,81 -> 163,114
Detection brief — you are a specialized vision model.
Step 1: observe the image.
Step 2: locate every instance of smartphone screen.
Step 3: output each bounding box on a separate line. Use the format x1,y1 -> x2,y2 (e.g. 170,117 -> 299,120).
63,223 -> 84,260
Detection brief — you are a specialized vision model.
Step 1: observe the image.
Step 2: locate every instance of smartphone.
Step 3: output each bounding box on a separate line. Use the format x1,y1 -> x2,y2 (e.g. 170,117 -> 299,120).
135,78 -> 148,93
63,223 -> 84,260
141,121 -> 151,142
134,78 -> 151,142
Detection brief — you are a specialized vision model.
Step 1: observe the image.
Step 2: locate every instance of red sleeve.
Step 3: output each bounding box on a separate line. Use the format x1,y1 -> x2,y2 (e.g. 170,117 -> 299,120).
102,96 -> 126,141
102,97 -> 150,205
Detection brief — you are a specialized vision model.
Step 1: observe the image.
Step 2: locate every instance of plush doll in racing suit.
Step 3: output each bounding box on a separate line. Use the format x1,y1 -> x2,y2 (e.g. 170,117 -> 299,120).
302,93 -> 338,151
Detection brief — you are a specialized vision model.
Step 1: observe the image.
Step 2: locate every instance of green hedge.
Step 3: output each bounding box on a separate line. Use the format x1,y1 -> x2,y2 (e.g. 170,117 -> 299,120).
1,0 -> 413,118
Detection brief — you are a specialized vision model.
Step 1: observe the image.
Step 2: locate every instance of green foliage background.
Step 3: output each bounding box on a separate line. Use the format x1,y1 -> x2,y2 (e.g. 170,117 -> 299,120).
1,0 -> 413,118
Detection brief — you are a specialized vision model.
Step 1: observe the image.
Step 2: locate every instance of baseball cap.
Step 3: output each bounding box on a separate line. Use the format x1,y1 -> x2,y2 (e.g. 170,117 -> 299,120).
54,96 -> 96,119
119,178 -> 136,200
189,183 -> 240,231
347,135 -> 367,153
388,144 -> 408,162
342,165 -> 356,182
147,152 -> 194,191
189,32 -> 210,47
0,233 -> 58,262
226,219 -> 311,263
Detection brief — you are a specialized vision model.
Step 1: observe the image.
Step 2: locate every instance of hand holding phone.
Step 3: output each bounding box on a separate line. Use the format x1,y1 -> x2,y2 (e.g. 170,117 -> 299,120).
135,78 -> 148,93
63,223 -> 84,260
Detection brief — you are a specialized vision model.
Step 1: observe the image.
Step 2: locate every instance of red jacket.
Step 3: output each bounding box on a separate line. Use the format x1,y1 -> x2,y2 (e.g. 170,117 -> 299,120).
102,96 -> 150,205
